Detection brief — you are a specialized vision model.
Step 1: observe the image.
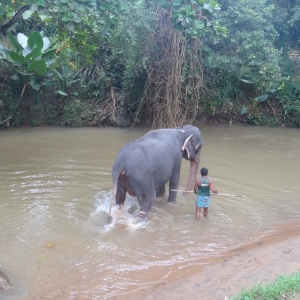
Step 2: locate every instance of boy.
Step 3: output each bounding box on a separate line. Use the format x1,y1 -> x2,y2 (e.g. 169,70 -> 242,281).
194,167 -> 218,220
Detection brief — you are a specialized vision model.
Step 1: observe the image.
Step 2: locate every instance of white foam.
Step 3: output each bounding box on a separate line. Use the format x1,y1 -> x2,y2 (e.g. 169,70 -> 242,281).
91,191 -> 147,231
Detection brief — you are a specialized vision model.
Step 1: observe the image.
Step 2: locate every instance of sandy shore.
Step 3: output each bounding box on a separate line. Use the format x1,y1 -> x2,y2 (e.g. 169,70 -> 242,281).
134,230 -> 300,300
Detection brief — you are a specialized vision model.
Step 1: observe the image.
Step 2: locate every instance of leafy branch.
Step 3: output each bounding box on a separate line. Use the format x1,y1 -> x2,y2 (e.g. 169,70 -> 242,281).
0,31 -> 59,101
0,5 -> 30,35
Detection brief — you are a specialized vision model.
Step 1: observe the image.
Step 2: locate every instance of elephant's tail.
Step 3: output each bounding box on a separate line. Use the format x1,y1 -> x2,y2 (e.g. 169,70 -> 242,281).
110,169 -> 127,215
115,170 -> 127,206
109,185 -> 117,217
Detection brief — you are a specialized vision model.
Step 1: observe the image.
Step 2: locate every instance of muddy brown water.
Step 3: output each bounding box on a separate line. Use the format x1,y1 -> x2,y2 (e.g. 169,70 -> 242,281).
0,124 -> 300,299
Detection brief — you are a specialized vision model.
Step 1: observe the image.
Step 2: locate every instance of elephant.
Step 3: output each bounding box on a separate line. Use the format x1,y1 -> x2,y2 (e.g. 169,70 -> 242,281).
110,125 -> 203,219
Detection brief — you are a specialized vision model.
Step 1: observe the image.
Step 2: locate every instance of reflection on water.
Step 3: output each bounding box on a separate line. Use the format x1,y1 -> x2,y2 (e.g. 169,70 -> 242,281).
0,125 -> 300,299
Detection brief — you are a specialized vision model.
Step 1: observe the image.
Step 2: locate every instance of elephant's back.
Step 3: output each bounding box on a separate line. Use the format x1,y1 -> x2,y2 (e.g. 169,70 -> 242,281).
112,142 -> 146,178
112,128 -> 182,178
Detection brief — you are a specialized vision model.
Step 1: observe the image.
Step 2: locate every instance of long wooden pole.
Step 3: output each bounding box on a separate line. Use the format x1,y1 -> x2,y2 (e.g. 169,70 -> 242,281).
170,189 -> 246,198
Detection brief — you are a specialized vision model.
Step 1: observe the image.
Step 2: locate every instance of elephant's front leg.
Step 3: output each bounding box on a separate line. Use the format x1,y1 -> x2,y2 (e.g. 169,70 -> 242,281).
167,168 -> 180,202
167,188 -> 178,202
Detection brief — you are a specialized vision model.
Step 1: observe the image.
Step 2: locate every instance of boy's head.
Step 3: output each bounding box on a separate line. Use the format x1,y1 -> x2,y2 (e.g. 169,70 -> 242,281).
201,167 -> 208,176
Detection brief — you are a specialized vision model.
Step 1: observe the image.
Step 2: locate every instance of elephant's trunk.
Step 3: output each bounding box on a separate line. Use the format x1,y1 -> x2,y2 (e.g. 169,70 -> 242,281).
184,153 -> 200,194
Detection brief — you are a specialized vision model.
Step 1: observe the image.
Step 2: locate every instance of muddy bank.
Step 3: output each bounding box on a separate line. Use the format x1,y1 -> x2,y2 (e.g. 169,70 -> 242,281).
133,227 -> 300,300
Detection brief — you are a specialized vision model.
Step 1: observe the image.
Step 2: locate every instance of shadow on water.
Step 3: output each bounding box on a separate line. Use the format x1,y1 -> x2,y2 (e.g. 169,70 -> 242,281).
0,125 -> 300,299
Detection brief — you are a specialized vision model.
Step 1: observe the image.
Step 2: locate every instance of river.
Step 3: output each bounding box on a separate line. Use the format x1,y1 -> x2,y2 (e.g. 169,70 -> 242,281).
0,124 -> 300,299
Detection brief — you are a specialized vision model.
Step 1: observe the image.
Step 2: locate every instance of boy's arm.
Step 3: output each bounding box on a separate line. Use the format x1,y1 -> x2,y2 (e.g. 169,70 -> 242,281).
194,178 -> 200,194
209,180 -> 218,194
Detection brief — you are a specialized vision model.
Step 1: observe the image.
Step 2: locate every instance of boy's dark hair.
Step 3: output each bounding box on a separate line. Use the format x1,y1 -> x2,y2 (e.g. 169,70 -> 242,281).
201,167 -> 208,176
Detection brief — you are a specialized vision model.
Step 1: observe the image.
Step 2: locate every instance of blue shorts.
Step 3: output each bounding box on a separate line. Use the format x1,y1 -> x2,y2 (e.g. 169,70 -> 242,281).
196,195 -> 210,208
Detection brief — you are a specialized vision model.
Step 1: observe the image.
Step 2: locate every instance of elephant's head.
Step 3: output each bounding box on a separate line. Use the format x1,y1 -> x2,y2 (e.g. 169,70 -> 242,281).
180,125 -> 203,192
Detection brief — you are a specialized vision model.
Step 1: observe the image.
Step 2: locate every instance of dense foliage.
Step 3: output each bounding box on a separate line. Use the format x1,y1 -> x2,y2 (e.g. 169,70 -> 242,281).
0,0 -> 300,128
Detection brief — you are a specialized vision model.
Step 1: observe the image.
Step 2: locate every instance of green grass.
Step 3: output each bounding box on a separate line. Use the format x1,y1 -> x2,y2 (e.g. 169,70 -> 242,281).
231,271 -> 300,300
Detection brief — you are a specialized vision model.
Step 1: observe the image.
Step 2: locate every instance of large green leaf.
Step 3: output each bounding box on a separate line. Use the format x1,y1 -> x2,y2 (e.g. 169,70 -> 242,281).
46,58 -> 57,66
27,60 -> 47,75
28,32 -> 44,49
9,51 -> 25,64
56,89 -> 68,96
52,69 -> 63,82
240,79 -> 254,84
240,105 -> 248,115
42,49 -> 57,59
255,94 -> 269,102
72,16 -> 82,23
29,79 -> 41,91
23,10 -> 34,20
9,34 -> 23,53
24,47 -> 42,61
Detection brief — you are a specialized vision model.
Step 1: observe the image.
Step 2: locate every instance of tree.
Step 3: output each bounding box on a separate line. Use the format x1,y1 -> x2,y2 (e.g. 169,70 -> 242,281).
0,0 -> 135,126
0,0 -> 133,54
199,0 -> 282,123
266,0 -> 300,53
133,0 -> 225,128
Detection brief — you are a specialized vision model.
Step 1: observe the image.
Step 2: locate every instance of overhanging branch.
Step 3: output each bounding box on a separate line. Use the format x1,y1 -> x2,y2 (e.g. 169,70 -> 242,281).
0,5 -> 30,35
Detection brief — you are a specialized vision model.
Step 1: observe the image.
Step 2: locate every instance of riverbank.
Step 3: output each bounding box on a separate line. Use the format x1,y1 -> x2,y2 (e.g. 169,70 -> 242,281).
135,228 -> 300,300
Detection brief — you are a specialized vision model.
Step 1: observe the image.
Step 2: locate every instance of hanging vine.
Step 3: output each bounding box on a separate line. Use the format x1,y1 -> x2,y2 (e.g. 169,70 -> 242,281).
132,0 -> 223,128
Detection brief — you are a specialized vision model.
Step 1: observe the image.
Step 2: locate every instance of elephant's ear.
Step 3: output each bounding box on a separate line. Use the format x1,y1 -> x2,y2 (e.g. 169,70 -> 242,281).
182,134 -> 195,159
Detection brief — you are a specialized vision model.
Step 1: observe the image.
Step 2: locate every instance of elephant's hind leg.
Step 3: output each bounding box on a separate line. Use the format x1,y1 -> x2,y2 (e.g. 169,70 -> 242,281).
125,176 -> 156,220
137,189 -> 156,220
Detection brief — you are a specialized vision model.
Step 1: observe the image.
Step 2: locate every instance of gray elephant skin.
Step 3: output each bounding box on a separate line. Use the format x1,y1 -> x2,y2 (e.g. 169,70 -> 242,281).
110,125 -> 203,218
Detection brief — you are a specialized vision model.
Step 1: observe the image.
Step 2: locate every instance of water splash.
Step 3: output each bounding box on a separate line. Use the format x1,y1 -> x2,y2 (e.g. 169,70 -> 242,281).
90,191 -> 147,232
